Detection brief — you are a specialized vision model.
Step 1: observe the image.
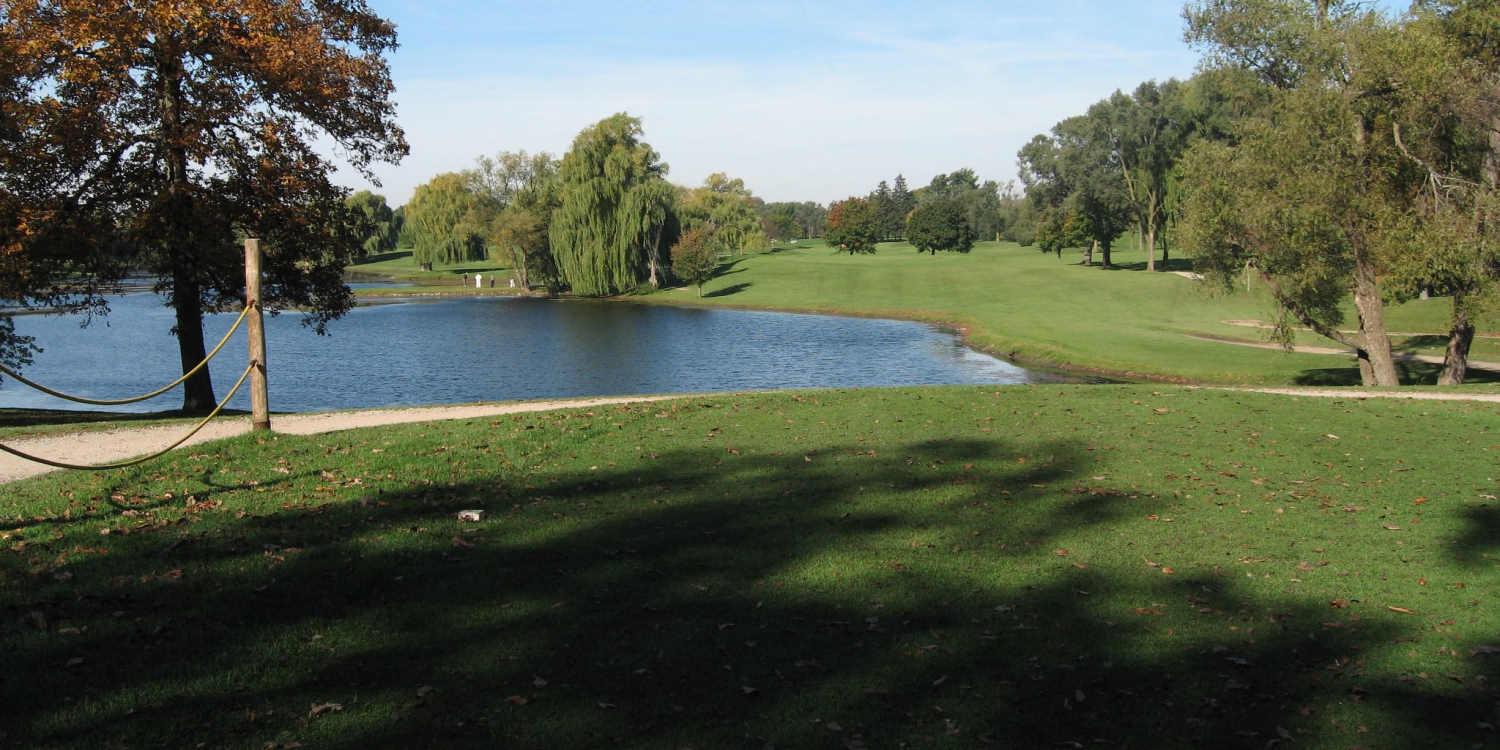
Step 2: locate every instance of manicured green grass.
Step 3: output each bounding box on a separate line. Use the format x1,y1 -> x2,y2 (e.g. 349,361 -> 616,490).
637,240 -> 1500,387
4,386 -> 1498,748
348,249 -> 519,297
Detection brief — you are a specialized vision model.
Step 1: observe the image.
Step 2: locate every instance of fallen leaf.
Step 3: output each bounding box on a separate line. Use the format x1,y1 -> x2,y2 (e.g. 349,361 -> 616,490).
1330,599 -> 1350,609
740,686 -> 759,695
1383,524 -> 1402,531
308,702 -> 343,717
597,701 -> 617,709
1387,606 -> 1416,615
1053,549 -> 1070,557
1413,497 -> 1430,506
416,685 -> 434,697
505,695 -> 528,705
451,536 -> 475,548
1161,567 -> 1175,575
1131,608 -> 1164,616
533,676 -> 548,688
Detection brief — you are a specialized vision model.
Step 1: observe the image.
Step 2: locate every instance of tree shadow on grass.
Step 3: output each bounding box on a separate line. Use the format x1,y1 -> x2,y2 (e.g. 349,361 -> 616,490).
1294,359 -> 1500,386
1108,257 -> 1197,273
4,432 -> 1496,749
703,282 -> 752,298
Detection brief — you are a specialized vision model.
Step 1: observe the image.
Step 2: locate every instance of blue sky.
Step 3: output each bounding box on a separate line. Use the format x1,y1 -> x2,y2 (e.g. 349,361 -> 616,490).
342,0 -> 1407,207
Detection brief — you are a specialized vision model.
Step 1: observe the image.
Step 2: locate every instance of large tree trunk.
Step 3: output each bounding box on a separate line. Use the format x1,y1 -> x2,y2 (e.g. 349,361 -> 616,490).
1083,240 -> 1095,266
1100,239 -> 1113,268
1439,292 -> 1474,386
646,223 -> 664,288
1350,250 -> 1400,387
172,269 -> 216,412
159,48 -> 217,413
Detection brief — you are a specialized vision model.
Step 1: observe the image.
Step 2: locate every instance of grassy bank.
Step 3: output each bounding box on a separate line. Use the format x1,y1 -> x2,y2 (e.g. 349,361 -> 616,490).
4,386 -> 1498,748
351,241 -> 1500,387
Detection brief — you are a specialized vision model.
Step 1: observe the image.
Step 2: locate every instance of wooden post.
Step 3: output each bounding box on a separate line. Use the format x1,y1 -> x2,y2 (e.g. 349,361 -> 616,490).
245,238 -> 270,431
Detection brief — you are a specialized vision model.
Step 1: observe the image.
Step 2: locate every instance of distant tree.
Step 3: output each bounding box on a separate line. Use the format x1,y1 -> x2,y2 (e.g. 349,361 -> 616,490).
679,173 -> 768,257
825,197 -> 882,254
906,197 -> 974,254
670,226 -> 719,296
760,204 -> 802,242
870,180 -> 898,240
405,173 -> 486,267
892,174 -> 917,236
469,151 -> 557,208
550,114 -> 674,296
347,191 -> 400,257
485,154 -> 562,292
1095,80 -> 1195,271
0,0 -> 407,411
793,202 -> 828,238
1018,118 -> 1132,266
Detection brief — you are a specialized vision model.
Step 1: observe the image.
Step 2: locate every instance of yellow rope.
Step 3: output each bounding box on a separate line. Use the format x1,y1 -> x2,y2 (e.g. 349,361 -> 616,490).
0,361 -> 257,471
0,305 -> 252,406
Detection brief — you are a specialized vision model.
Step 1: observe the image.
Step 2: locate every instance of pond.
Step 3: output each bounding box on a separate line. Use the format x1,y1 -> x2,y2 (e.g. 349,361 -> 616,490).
0,293 -> 1064,413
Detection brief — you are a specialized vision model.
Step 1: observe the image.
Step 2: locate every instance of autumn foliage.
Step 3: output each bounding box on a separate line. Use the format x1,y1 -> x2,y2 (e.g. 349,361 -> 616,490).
0,0 -> 407,409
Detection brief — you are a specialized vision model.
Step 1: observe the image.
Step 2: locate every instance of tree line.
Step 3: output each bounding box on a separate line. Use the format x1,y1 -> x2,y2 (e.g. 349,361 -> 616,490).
359,114 -> 838,298
824,169 -> 1032,255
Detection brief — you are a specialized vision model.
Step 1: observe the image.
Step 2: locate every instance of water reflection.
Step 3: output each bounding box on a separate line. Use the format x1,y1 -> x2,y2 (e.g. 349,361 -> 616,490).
1,294 -> 1062,413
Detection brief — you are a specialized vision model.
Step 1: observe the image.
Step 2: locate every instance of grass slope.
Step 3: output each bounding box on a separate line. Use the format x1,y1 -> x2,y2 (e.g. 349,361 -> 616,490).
640,240 -> 1500,387
4,386 -> 1498,748
349,240 -> 1500,387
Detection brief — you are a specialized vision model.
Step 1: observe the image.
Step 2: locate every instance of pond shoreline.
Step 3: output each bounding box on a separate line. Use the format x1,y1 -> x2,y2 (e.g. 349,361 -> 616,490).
349,280 -> 1125,385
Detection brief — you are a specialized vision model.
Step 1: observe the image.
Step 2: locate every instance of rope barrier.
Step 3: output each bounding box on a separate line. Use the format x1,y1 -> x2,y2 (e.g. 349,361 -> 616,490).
0,360 -> 257,471
0,306 -> 252,406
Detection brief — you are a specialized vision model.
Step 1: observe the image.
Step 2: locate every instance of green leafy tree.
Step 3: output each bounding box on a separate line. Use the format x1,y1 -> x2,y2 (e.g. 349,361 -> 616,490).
1374,1 -> 1500,383
679,173 -> 767,257
670,225 -> 719,296
1018,118 -> 1132,266
1096,80 -> 1195,271
483,153 -> 562,292
405,173 -> 486,267
346,191 -> 400,257
1180,0 -> 1423,387
549,113 -> 673,296
905,197 -> 974,254
891,174 -> 917,237
760,204 -> 802,242
0,0 -> 407,411
825,197 -> 881,254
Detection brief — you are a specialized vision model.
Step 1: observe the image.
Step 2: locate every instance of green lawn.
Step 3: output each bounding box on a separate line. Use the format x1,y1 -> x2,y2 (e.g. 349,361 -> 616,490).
632,239 -> 1500,387
348,249 -> 519,297
3,386 -> 1498,748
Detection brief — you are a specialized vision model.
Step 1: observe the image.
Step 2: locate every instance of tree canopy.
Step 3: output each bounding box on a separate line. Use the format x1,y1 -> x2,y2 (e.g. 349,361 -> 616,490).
405,173 -> 487,267
0,0 -> 406,410
825,197 -> 882,255
549,114 -> 674,296
905,197 -> 974,254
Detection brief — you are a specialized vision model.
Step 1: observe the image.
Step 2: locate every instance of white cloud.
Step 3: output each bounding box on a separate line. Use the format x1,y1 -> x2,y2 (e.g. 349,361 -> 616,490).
340,1 -> 1198,206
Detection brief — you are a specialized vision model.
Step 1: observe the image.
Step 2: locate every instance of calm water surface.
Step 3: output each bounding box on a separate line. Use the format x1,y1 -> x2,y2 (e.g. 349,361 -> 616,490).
1,293 -> 1058,413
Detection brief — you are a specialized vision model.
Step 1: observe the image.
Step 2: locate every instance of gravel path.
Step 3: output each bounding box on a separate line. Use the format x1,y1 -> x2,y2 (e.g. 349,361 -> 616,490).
0,395 -> 678,484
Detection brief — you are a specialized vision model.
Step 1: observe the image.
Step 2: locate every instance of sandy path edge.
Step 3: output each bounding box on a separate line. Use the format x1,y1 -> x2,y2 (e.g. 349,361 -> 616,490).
0,395 -> 679,484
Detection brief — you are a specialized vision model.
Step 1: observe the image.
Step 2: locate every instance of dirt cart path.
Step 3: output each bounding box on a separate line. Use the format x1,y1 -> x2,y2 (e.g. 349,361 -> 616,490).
0,395 -> 678,484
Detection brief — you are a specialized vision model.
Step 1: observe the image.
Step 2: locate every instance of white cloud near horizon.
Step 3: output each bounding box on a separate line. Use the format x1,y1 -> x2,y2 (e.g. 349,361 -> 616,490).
339,0 -> 1205,206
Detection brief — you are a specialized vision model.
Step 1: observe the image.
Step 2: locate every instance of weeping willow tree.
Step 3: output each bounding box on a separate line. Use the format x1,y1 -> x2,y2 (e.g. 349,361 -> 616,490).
550,114 -> 674,296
